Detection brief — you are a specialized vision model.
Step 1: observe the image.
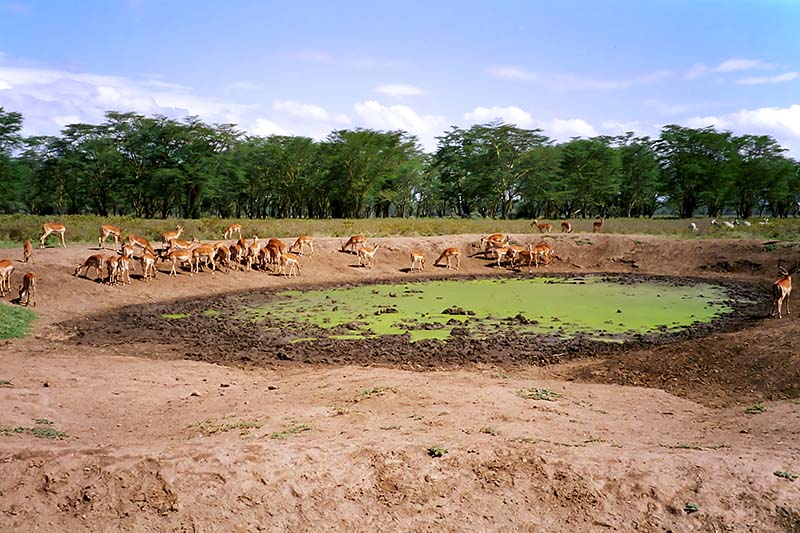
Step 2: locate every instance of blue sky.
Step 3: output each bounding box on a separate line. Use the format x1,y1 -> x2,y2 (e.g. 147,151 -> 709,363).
1,0 -> 799,154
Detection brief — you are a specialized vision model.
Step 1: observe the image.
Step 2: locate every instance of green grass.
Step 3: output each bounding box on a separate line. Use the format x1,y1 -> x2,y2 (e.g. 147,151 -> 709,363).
1,214 -> 799,244
517,388 -> 562,401
192,418 -> 263,436
744,403 -> 767,414
774,470 -> 798,481
160,313 -> 192,320
0,425 -> 66,439
427,445 -> 448,458
0,303 -> 35,339
269,423 -> 312,439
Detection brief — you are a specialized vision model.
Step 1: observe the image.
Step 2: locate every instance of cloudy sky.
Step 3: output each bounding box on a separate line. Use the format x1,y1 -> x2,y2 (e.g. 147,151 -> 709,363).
1,0 -> 799,154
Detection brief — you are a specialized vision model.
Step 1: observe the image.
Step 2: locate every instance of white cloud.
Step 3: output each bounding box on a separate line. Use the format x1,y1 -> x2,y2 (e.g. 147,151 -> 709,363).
687,104 -> 800,156
737,72 -> 799,85
251,118 -> 286,136
715,58 -> 771,73
464,105 -> 534,128
0,80 -> 11,90
373,84 -> 424,97
486,65 -> 539,81
272,99 -> 350,124
227,81 -> 261,91
539,118 -> 598,139
354,100 -> 448,150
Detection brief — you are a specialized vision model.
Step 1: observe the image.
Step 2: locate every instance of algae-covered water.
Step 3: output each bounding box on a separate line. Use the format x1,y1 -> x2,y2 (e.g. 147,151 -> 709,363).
244,277 -> 732,342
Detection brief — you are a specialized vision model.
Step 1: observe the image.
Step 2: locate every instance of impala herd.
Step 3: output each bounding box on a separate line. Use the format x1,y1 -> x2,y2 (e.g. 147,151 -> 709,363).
0,219 -> 794,319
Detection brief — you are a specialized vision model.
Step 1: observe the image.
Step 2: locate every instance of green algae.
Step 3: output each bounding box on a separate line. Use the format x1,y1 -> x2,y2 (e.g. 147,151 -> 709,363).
245,277 -> 733,342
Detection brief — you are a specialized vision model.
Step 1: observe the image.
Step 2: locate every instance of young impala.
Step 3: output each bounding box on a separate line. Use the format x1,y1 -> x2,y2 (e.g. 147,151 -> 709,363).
772,266 -> 793,319
531,243 -> 555,268
561,221 -> 573,233
279,252 -> 302,277
0,259 -> 13,296
22,239 -> 34,264
140,250 -> 158,281
99,224 -> 122,251
74,254 -> 105,281
532,220 -> 553,233
289,235 -> 314,255
357,244 -> 379,268
223,223 -> 242,240
39,223 -> 66,248
341,235 -> 367,254
18,272 -> 36,307
435,247 -> 461,270
410,250 -> 425,272
592,217 -> 605,233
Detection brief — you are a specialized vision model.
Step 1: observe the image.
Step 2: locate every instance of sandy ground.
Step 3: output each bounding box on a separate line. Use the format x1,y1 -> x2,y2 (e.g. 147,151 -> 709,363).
1,232 -> 799,532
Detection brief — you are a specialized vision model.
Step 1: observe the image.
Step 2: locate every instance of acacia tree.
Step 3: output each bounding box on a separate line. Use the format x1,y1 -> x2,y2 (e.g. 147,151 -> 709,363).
558,137 -> 621,217
0,108 -> 25,212
615,133 -> 661,217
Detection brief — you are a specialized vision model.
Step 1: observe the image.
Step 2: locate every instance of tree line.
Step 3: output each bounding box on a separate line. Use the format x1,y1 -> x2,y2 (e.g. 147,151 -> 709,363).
0,107 -> 797,220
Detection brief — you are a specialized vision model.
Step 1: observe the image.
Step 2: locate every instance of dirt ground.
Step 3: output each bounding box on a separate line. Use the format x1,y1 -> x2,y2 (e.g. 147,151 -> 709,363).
1,232 -> 800,532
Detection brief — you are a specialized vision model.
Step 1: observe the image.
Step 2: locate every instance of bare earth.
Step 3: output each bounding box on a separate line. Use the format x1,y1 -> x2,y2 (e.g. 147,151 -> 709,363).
1,233 -> 799,532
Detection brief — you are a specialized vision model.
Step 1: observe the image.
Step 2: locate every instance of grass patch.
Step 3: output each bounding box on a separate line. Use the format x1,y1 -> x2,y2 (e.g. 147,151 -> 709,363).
34,418 -> 53,425
427,445 -> 448,458
0,380 -> 12,387
380,425 -> 401,431
774,470 -> 798,481
201,309 -> 221,317
160,313 -> 192,320
353,386 -> 396,402
683,502 -> 699,514
479,426 -> 499,436
1,425 -> 66,439
744,403 -> 767,414
517,387 -> 561,401
0,303 -> 35,340
192,418 -> 263,436
269,423 -> 312,439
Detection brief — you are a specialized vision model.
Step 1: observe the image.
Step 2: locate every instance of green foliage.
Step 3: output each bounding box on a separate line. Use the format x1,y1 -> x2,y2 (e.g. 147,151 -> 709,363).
427,445 -> 448,458
517,388 -> 561,401
744,403 -> 767,414
774,470 -> 798,481
0,303 -> 35,339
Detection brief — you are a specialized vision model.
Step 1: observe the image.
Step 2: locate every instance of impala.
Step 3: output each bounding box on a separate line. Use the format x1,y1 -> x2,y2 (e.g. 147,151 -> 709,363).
279,252 -> 301,277
246,236 -> 264,270
161,225 -> 184,247
0,259 -> 13,296
560,221 -> 572,234
266,238 -> 287,270
169,237 -> 200,251
532,220 -> 553,233
289,235 -> 314,255
410,250 -> 425,272
99,224 -> 122,251
435,247 -> 461,270
213,245 -> 231,273
592,217 -> 605,233
74,254 -> 105,281
506,244 -> 528,268
772,266 -> 793,319
341,235 -> 367,254
191,244 -> 216,273
689,222 -> 698,232
493,245 -> 512,267
22,239 -> 34,264
126,234 -> 156,255
531,243 -> 555,268
117,254 -> 132,285
105,255 -> 120,286
163,249 -> 194,276
223,223 -> 242,240
18,272 -> 36,307
479,234 -> 508,258
357,244 -> 379,268
140,250 -> 158,281
39,223 -> 66,248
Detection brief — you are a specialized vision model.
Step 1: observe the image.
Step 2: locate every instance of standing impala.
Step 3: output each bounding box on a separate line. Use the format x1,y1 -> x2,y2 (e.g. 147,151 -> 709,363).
161,225 -> 184,248
410,250 -> 425,272
357,244 -> 379,268
223,223 -> 242,240
18,272 -> 36,307
22,240 -> 34,264
39,223 -> 66,248
289,235 -> 314,255
772,265 -> 793,319
0,259 -> 13,296
435,247 -> 461,270
592,217 -> 605,233
561,221 -> 572,233
278,252 -> 301,277
126,234 -> 156,256
341,235 -> 367,254
532,220 -> 553,233
99,224 -> 122,251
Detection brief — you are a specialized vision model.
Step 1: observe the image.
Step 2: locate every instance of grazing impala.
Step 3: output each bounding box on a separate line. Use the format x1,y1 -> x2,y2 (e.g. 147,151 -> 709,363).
479,234 -> 508,258
561,221 -> 573,233
223,223 -> 242,240
163,249 -> 193,276
357,244 -> 379,268
532,220 -> 553,233
279,252 -> 301,277
435,247 -> 461,270
18,272 -> 36,307
99,224 -> 122,251
289,235 -> 314,255
126,234 -> 155,255
105,255 -> 120,286
22,239 -> 34,264
341,235 -> 367,254
772,266 -> 793,319
531,243 -> 555,268
592,217 -> 605,233
161,225 -> 184,248
39,223 -> 66,248
410,250 -> 425,272
74,254 -> 105,281
0,259 -> 13,296
213,245 -> 232,273
140,250 -> 157,281
191,244 -> 216,273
